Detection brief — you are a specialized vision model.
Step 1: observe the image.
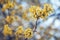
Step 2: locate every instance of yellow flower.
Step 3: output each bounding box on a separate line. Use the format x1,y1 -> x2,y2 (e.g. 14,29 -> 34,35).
7,27 -> 13,35
29,6 -> 42,19
10,16 -> 15,22
3,24 -> 9,36
29,6 -> 36,13
8,2 -> 15,8
3,24 -> 13,36
37,10 -> 43,16
5,16 -> 11,24
2,8 -> 6,12
38,9 -> 49,19
2,4 -> 8,12
44,3 -> 53,13
15,26 -> 23,40
22,12 -> 29,21
24,28 -> 33,39
18,5 -> 23,10
29,4 -> 53,19
36,7 -> 42,15
33,14 -> 37,18
5,16 -> 15,24
15,26 -> 24,35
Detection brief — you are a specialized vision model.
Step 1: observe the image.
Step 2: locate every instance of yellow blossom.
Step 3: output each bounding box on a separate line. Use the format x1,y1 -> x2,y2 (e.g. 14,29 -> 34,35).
5,16 -> 11,24
37,9 -> 49,19
2,4 -> 8,12
8,2 -> 15,8
3,24 -> 13,36
22,12 -> 29,21
3,24 -> 9,36
10,16 -> 15,22
15,26 -> 23,40
29,4 -> 53,19
29,6 -> 42,19
29,6 -> 36,13
24,28 -> 33,39
5,16 -> 15,24
44,3 -> 53,13
33,14 -> 37,18
7,27 -> 13,35
18,5 -> 23,10
15,26 -> 24,36
2,8 -> 6,12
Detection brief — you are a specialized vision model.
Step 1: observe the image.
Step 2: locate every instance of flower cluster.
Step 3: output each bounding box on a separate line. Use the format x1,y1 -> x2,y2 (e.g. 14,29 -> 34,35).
3,24 -> 13,36
5,15 -> 17,24
29,4 -> 53,19
24,28 -> 33,39
2,2 -> 15,12
3,24 -> 33,39
15,26 -> 24,36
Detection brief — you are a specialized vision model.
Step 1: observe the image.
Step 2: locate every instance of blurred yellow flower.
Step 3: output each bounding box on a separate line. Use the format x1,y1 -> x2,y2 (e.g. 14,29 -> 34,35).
29,6 -> 43,19
29,6 -> 41,13
2,1 -> 15,11
10,16 -> 15,22
3,24 -> 9,36
7,27 -> 13,35
5,15 -> 16,24
2,8 -> 6,12
3,24 -> 12,36
18,5 -> 23,10
5,16 -> 11,24
2,4 -> 8,12
29,4 -> 53,19
29,6 -> 36,13
44,3 -> 53,13
22,12 -> 29,21
15,26 -> 24,36
39,9 -> 48,19
24,28 -> 33,39
15,26 -> 24,40
8,2 -> 15,8
33,14 -> 37,18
